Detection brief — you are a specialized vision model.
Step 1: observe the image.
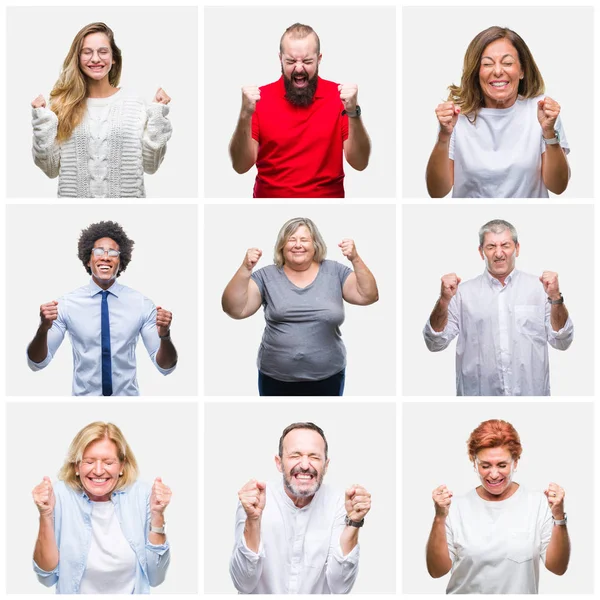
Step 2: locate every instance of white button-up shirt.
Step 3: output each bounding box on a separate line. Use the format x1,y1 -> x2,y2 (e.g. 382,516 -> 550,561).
423,269 -> 574,396
229,482 -> 359,594
27,279 -> 175,395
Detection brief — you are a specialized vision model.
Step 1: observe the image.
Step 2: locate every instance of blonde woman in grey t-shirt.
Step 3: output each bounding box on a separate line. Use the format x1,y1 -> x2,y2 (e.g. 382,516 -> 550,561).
222,217 -> 379,396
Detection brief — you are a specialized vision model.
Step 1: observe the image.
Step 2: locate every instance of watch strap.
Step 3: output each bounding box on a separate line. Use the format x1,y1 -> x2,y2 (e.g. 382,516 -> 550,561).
548,293 -> 564,305
150,524 -> 166,534
553,513 -> 567,526
342,105 -> 361,118
543,130 -> 560,145
345,515 -> 365,528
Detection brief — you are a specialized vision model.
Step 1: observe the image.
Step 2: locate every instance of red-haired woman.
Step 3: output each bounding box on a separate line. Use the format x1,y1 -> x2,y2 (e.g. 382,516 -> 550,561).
425,419 -> 570,593
31,22 -> 171,198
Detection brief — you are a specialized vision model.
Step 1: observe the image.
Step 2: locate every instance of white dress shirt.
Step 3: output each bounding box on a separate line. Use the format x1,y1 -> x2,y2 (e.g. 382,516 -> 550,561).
229,482 -> 359,594
27,279 -> 175,395
445,486 -> 552,594
423,269 -> 573,396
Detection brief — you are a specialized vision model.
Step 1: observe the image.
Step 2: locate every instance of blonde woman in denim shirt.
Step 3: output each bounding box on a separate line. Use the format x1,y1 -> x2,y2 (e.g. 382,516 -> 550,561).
31,422 -> 171,593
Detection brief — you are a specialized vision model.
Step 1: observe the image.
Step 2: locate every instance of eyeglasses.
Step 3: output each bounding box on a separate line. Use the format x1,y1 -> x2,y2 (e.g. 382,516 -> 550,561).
80,47 -> 111,60
92,248 -> 120,258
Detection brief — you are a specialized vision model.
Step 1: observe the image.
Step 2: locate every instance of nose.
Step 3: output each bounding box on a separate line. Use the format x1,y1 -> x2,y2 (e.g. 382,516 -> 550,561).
92,460 -> 104,474
300,456 -> 310,469
490,467 -> 500,479
493,62 -> 503,77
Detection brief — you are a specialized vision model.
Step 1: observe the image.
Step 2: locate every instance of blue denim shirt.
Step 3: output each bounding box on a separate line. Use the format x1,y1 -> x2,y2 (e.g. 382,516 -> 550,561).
33,480 -> 170,593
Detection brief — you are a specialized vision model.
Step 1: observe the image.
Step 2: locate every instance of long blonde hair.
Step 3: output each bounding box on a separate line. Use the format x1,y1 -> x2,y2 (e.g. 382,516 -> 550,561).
50,22 -> 122,142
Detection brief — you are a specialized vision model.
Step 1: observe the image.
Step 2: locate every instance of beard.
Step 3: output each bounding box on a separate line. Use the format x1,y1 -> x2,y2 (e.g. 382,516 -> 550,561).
282,65 -> 319,107
283,465 -> 324,498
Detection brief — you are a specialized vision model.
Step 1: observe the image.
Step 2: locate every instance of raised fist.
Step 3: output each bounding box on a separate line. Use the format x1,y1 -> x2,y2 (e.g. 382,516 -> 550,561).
238,479 -> 266,521
539,271 -> 561,300
243,248 -> 262,271
31,94 -> 47,109
39,301 -> 59,332
154,88 -> 171,105
32,476 -> 55,517
345,484 -> 371,522
435,102 -> 460,137
241,86 -> 261,118
156,306 -> 173,338
537,97 -> 561,137
544,482 -> 566,519
338,238 -> 358,262
150,477 -> 172,515
432,484 -> 453,518
338,83 -> 359,113
440,273 -> 461,302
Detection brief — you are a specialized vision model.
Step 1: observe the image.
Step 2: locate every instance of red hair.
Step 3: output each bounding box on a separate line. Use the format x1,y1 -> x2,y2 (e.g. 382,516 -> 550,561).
467,419 -> 522,462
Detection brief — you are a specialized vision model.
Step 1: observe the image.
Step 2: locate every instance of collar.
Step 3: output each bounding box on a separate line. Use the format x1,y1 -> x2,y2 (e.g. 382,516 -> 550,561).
278,75 -> 325,100
88,278 -> 122,298
483,267 -> 518,288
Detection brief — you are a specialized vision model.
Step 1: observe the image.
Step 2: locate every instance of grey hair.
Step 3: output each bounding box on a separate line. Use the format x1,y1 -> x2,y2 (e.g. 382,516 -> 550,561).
478,219 -> 518,247
278,422 -> 328,460
274,217 -> 327,268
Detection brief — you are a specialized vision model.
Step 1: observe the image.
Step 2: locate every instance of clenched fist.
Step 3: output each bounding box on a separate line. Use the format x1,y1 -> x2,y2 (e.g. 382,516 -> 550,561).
338,83 -> 359,113
440,273 -> 461,302
242,248 -> 262,272
156,306 -> 173,337
150,477 -> 172,515
539,271 -> 561,300
31,94 -> 47,109
239,479 -> 266,521
39,301 -> 59,332
338,238 -> 358,262
435,102 -> 460,137
537,97 -> 561,137
345,484 -> 371,522
544,482 -> 566,519
32,476 -> 55,517
154,88 -> 171,105
432,484 -> 453,518
241,85 -> 261,118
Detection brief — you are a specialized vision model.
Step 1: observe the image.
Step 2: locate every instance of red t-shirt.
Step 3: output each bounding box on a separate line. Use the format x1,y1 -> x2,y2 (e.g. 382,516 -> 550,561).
251,77 -> 349,198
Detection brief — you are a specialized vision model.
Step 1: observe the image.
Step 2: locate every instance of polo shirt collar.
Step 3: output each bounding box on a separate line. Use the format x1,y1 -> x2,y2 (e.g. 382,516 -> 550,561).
483,267 -> 518,288
88,278 -> 122,298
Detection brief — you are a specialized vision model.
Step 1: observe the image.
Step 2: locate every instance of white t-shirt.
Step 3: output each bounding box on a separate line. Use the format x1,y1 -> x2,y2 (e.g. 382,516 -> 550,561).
445,486 -> 553,594
449,95 -> 570,198
79,500 -> 137,594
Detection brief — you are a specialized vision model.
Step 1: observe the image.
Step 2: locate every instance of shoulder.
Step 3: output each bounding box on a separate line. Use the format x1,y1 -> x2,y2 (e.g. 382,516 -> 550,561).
259,79 -> 283,95
321,259 -> 349,275
456,273 -> 483,292
513,270 -> 543,290
317,77 -> 340,92
121,480 -> 151,502
62,284 -> 90,300
253,264 -> 279,278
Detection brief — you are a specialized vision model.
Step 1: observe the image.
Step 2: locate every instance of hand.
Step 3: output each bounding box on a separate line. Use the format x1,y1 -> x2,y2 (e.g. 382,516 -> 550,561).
150,477 -> 172,515
39,301 -> 58,332
154,88 -> 171,105
32,476 -> 55,517
435,101 -> 460,137
31,94 -> 47,109
243,247 -> 262,272
238,479 -> 266,521
432,484 -> 453,518
345,484 -> 371,522
156,306 -> 173,337
338,83 -> 359,113
241,85 -> 260,118
338,238 -> 358,262
539,271 -> 561,300
537,97 -> 560,137
544,482 -> 565,519
440,273 -> 461,302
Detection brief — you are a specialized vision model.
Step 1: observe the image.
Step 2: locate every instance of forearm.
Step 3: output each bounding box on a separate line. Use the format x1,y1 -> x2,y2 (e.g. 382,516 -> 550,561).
345,118 -> 371,171
550,303 -> 569,332
222,267 -> 253,318
351,256 -> 378,303
542,145 -> 569,195
148,512 -> 167,546
339,524 -> 359,556
28,327 -> 49,363
429,297 -> 450,332
426,516 -> 452,578
156,338 -> 178,369
33,515 -> 58,572
243,518 -> 261,553
426,134 -> 453,198
545,524 -> 570,575
142,104 -> 172,174
229,114 -> 256,174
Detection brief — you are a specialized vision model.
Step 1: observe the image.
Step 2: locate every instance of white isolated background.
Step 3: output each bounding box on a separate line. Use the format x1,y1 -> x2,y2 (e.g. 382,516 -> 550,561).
402,203 -> 594,396
204,5 -> 396,198
402,402 -> 594,594
6,401 -> 198,594
6,6 -> 198,198
402,6 -> 594,199
5,204 -> 198,396
204,401 -> 396,594
204,203 -> 396,396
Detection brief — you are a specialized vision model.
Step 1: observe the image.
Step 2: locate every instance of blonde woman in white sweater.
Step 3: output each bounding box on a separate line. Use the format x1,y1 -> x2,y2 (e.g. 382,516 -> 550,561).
31,22 -> 172,198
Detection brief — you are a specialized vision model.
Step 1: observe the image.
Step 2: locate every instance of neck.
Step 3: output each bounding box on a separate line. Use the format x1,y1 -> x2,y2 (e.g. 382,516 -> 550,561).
284,260 -> 317,274
485,95 -> 518,109
283,485 -> 314,508
87,77 -> 117,99
92,276 -> 116,290
489,267 -> 515,287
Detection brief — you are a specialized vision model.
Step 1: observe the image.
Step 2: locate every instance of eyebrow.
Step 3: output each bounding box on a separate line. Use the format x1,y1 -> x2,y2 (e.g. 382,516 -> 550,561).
482,53 -> 516,61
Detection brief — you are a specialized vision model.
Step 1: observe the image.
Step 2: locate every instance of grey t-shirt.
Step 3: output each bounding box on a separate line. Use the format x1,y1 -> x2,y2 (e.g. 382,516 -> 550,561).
251,260 -> 352,382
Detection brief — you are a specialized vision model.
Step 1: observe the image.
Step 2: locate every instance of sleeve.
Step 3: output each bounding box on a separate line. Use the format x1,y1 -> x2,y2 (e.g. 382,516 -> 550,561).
251,109 -> 259,142
336,261 -> 353,287
422,294 -> 460,352
27,307 -> 67,371
325,493 -> 360,594
144,487 -> 171,587
545,301 -> 574,351
539,502 -> 553,564
32,107 -> 61,178
229,501 -> 265,593
445,512 -> 457,566
142,103 -> 172,174
33,485 -> 62,587
140,298 -> 176,375
250,268 -> 266,302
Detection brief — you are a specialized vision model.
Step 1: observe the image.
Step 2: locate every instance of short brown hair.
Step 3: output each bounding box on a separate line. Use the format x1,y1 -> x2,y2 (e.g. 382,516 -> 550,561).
278,422 -> 328,459
467,419 -> 522,463
280,23 -> 320,55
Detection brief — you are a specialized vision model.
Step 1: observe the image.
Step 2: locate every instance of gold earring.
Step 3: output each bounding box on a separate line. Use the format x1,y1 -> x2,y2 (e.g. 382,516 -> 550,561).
76,472 -> 79,477
119,472 -> 123,477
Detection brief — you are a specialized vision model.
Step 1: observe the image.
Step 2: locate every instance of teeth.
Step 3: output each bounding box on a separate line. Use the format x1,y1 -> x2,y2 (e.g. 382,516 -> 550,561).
491,82 -> 508,87
296,474 -> 312,479
91,478 -> 108,483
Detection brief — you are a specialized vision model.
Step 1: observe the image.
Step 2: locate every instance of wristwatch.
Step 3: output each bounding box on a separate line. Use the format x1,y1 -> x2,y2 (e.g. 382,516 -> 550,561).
542,130 -> 560,145
547,293 -> 564,305
150,523 -> 166,534
345,515 -> 365,528
342,105 -> 361,118
159,331 -> 171,340
553,513 -> 567,526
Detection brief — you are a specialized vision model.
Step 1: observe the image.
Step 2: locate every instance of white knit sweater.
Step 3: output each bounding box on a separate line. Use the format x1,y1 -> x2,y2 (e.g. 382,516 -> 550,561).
31,90 -> 172,198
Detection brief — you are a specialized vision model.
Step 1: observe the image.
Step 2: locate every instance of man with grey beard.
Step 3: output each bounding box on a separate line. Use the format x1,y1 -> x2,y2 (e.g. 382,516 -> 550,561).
229,23 -> 371,198
229,422 -> 371,594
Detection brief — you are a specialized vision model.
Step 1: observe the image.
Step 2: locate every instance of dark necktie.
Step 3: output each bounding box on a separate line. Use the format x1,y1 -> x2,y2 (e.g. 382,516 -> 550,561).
101,291 -> 113,396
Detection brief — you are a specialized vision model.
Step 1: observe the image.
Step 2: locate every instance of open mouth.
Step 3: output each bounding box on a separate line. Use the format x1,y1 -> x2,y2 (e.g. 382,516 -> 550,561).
486,477 -> 505,488
89,477 -> 110,485
98,265 -> 112,272
490,81 -> 509,88
293,73 -> 308,88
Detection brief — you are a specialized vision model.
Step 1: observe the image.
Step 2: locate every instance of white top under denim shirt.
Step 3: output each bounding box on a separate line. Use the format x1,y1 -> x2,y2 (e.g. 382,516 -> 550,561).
27,279 -> 176,396
33,480 -> 170,594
